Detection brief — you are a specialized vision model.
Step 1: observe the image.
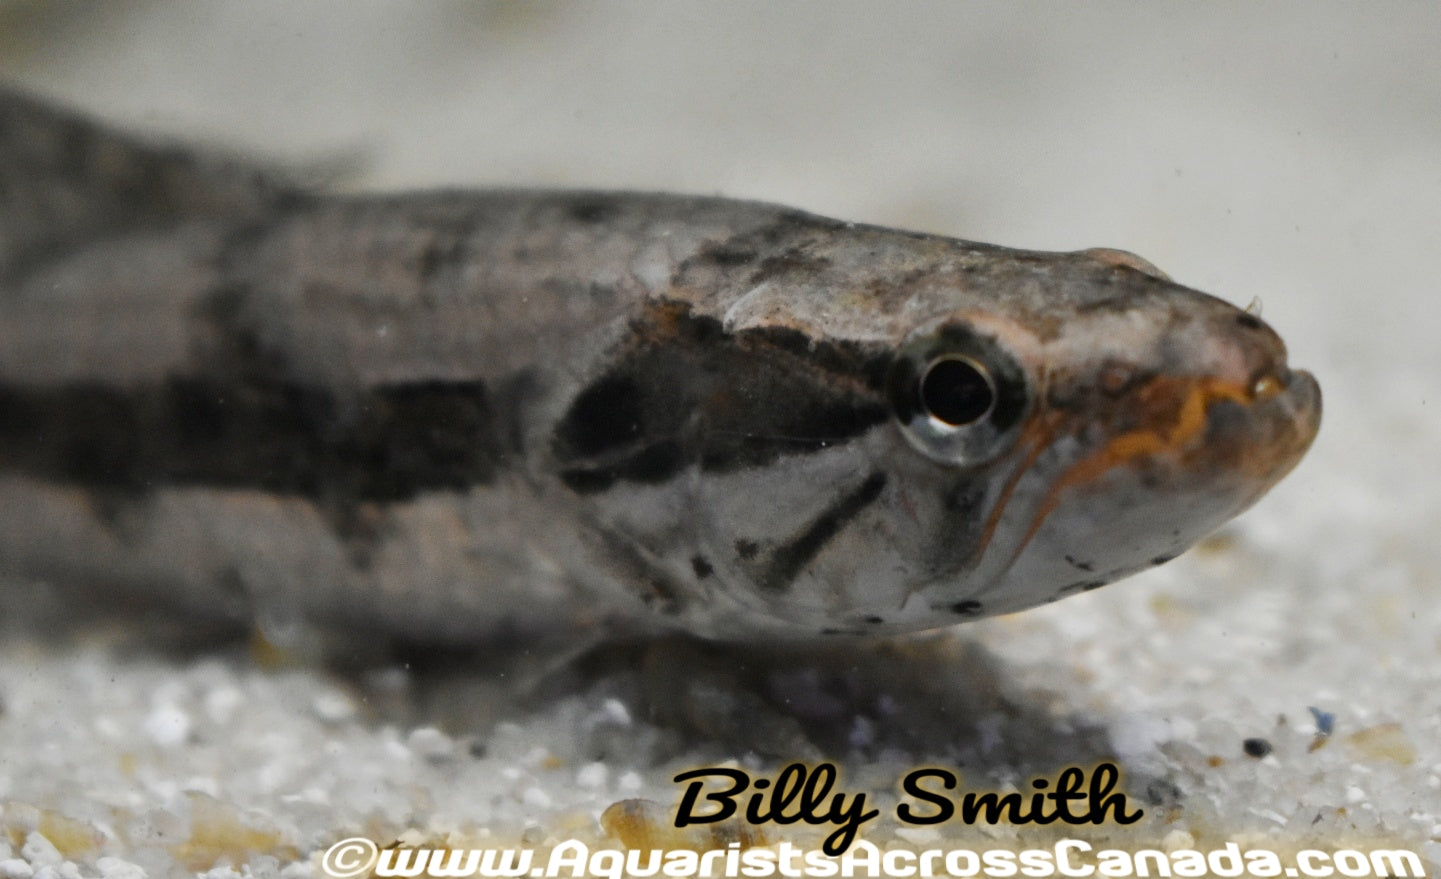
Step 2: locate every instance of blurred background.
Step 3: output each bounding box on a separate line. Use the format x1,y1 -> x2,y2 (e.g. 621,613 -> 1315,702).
1,0 -> 1438,868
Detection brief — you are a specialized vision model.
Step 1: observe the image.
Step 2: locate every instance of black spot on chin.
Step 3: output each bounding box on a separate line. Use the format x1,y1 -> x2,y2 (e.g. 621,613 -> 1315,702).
1058,580 -> 1108,598
946,600 -> 984,617
734,539 -> 760,561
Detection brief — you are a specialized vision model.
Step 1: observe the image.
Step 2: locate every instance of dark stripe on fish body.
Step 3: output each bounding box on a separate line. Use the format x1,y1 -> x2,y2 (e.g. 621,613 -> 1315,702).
0,377 -> 504,502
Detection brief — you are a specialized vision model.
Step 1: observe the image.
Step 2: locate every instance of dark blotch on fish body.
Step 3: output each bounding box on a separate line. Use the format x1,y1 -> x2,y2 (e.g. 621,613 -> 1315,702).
550,302 -> 889,492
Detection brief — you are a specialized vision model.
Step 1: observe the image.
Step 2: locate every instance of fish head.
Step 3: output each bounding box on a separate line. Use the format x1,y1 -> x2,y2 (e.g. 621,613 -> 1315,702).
592,228 -> 1320,638
882,247 -> 1322,624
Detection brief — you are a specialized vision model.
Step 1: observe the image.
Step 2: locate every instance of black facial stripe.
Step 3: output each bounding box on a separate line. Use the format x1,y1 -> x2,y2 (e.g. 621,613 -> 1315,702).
551,302 -> 891,492
0,377 -> 504,502
758,472 -> 887,591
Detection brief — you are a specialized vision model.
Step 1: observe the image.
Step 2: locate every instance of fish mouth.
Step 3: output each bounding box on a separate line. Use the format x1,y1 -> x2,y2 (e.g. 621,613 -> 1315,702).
1080,363 -> 1322,504
1006,363 -> 1322,558
1222,365 -> 1321,505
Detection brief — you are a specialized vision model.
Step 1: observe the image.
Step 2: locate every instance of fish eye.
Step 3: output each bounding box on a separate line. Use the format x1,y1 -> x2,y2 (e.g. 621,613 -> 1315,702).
920,356 -> 995,426
889,323 -> 1030,467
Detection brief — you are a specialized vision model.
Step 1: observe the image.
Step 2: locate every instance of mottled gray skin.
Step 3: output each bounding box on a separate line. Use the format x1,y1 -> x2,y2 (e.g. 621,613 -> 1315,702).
0,89 -> 1321,641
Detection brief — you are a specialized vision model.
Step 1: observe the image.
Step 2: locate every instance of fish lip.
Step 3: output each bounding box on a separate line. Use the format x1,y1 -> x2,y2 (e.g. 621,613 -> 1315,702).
1196,363 -> 1320,501
1039,363 -> 1321,514
1216,362 -> 1321,443
1279,366 -> 1323,449
1271,366 -> 1322,436
1288,367 -> 1320,404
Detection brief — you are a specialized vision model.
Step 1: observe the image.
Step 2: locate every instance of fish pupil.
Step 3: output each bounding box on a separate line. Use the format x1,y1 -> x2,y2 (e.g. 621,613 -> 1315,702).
920,357 -> 994,426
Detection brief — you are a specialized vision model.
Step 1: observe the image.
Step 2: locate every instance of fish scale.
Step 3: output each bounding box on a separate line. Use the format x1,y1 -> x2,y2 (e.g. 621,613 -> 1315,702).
0,89 -> 1320,641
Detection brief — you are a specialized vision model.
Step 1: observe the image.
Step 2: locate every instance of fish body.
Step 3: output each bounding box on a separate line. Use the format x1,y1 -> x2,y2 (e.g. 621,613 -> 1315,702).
0,90 -> 1320,641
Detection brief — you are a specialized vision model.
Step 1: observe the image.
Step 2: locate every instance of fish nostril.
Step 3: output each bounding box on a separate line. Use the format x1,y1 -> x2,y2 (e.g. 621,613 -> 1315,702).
1251,366 -> 1295,400
1252,375 -> 1283,400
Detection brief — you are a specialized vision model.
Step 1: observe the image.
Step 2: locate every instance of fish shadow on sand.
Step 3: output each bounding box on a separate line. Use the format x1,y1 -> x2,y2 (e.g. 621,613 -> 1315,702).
3,575 -> 1175,817
387,632 -> 1145,801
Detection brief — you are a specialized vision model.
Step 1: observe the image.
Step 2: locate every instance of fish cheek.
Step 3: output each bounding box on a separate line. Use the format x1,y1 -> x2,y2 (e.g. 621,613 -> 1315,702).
879,434 -> 1012,587
1010,467 -> 1230,610
924,474 -> 992,575
689,433 -> 907,625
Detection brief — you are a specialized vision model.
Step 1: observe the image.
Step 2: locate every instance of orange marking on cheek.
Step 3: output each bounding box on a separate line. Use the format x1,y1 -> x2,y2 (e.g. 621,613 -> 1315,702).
963,415 -> 1059,569
1010,376 -> 1255,559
